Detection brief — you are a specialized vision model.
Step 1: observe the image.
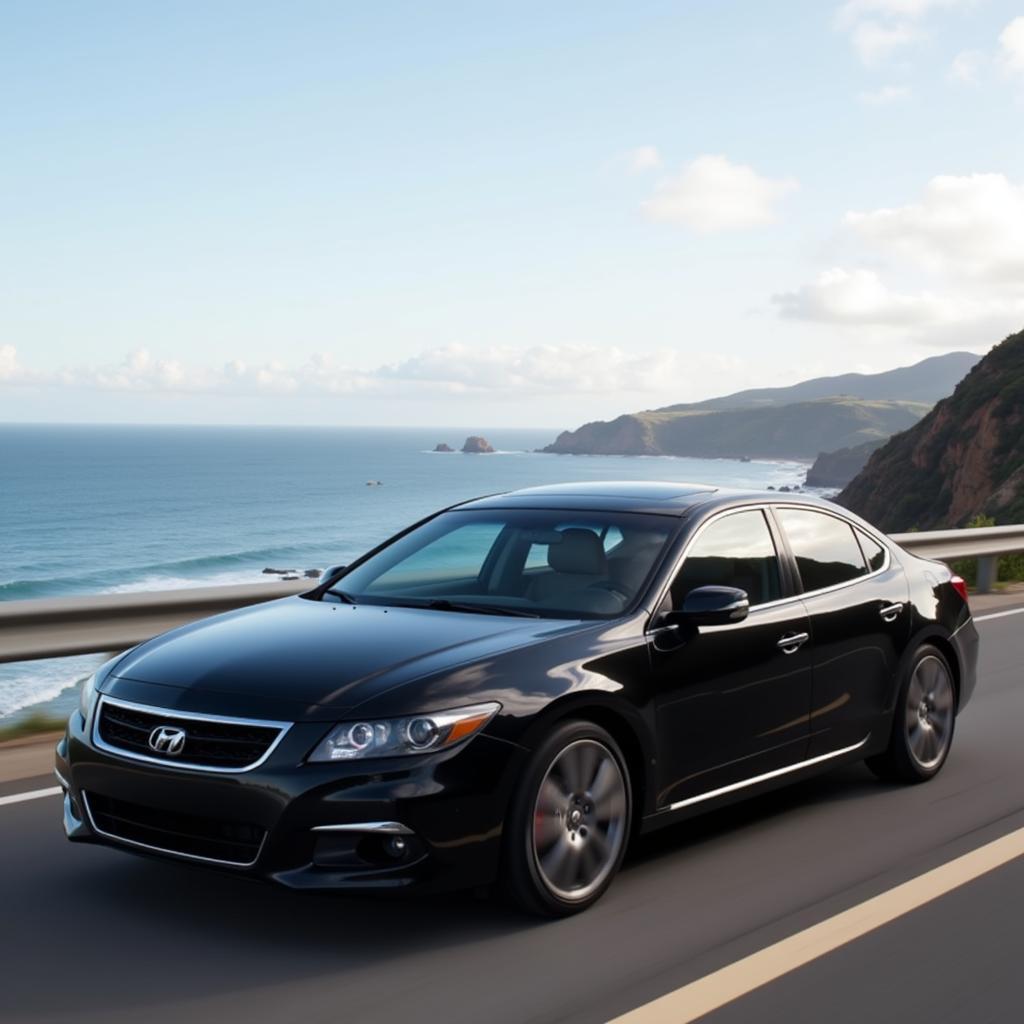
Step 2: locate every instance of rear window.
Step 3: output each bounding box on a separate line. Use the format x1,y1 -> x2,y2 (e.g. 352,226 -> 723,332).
775,508 -> 867,592
856,530 -> 887,572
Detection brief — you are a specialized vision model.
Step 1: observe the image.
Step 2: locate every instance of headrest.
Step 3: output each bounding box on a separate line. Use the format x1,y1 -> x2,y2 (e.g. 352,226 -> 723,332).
548,529 -> 607,575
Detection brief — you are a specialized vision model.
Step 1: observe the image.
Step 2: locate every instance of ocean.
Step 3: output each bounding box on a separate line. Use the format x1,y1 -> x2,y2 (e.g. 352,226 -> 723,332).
0,423 -> 813,722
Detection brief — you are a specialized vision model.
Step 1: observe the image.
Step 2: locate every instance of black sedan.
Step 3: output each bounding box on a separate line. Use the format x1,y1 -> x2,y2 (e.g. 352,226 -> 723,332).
57,482 -> 979,915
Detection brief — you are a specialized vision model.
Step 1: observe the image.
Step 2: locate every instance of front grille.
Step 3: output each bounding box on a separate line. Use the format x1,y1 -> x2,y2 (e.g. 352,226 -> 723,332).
83,791 -> 265,866
96,697 -> 288,772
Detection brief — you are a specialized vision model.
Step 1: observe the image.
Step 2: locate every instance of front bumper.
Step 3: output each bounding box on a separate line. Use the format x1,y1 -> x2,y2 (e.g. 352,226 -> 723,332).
57,708 -> 526,893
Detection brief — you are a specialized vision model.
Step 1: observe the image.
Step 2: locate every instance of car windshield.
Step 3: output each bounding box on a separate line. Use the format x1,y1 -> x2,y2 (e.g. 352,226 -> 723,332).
326,509 -> 675,619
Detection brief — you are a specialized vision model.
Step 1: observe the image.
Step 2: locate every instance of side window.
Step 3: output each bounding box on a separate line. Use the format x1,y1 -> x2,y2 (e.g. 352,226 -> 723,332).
671,510 -> 782,608
856,530 -> 887,572
776,508 -> 867,592
602,526 -> 625,553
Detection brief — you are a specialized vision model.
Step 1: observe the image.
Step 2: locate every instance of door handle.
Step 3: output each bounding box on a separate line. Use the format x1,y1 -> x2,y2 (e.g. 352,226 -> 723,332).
879,602 -> 904,623
777,632 -> 809,654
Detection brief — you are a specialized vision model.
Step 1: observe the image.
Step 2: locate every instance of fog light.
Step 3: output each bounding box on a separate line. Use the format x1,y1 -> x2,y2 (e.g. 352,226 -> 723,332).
385,836 -> 408,859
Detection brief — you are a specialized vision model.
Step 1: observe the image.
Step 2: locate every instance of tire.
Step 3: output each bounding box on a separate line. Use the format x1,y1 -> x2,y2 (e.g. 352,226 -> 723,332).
867,644 -> 957,784
500,719 -> 632,917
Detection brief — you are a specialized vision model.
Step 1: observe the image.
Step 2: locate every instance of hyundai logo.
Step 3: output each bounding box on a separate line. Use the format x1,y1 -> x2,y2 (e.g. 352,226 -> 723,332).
148,725 -> 187,756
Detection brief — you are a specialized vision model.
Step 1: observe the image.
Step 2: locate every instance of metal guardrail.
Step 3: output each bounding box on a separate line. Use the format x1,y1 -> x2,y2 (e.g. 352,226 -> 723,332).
0,580 -> 310,665
890,525 -> 1024,593
0,525 -> 1022,665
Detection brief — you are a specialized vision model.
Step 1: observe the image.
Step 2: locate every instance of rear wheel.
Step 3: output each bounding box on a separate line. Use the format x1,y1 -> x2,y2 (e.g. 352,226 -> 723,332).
501,720 -> 631,916
868,644 -> 956,783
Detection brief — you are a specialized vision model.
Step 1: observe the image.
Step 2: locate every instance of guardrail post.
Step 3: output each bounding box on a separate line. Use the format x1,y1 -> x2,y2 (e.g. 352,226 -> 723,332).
976,555 -> 998,594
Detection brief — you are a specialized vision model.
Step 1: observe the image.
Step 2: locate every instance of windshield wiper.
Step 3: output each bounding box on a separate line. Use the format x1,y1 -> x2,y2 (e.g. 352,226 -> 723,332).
326,588 -> 357,605
387,598 -> 540,618
426,599 -> 540,618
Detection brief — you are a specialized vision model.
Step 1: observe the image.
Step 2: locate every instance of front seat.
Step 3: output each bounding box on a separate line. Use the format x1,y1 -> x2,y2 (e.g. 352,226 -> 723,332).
527,529 -> 620,613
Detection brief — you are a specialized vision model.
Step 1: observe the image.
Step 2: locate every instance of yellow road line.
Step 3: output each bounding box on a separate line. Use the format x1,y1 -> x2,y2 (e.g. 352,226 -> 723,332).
610,824 -> 1024,1023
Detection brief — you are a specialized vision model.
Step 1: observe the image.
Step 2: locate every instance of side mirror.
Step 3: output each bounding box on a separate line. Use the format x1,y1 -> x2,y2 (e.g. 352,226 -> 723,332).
664,585 -> 749,628
319,564 -> 348,584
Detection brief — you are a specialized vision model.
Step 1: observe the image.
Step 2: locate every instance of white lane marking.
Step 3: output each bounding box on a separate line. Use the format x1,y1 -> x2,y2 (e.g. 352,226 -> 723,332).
0,786 -> 62,808
609,824 -> 1024,1024
975,607 -> 1024,622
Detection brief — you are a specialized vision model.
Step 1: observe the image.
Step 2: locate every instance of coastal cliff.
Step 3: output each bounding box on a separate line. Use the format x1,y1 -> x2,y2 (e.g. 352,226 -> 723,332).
805,439 -> 884,488
839,328 -> 1024,531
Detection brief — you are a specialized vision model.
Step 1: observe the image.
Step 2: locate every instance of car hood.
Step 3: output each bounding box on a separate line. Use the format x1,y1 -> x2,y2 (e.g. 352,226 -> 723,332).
105,596 -> 589,718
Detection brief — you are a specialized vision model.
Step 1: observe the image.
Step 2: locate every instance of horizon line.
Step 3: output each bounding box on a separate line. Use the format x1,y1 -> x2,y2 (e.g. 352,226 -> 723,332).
0,420 -> 570,432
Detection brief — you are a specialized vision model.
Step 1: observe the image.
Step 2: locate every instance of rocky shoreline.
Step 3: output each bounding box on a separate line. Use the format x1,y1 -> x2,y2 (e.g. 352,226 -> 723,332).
432,435 -> 496,453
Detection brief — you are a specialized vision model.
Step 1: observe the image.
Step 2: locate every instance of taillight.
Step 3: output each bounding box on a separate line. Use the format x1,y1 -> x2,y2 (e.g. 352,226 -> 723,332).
950,575 -> 969,604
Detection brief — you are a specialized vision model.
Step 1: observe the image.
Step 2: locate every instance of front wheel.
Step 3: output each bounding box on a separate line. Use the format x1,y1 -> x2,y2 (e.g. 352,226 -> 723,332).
501,720 -> 631,917
868,644 -> 957,783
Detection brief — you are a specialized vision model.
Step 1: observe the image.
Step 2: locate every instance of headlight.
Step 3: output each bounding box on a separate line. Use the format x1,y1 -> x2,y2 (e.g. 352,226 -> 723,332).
309,702 -> 500,762
79,671 -> 99,721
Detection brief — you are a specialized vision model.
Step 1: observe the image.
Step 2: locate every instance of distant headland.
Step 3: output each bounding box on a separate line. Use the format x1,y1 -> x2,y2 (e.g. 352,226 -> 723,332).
539,352 -> 979,486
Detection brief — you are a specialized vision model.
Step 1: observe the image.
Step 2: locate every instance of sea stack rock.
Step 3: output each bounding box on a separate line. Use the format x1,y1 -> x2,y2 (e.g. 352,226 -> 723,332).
461,435 -> 495,454
434,442 -> 454,452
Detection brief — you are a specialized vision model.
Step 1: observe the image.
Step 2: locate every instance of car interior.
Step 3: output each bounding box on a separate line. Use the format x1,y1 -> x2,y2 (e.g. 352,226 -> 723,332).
344,516 -> 674,618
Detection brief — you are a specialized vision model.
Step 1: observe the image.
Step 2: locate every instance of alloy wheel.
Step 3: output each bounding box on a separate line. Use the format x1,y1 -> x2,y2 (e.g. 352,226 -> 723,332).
904,654 -> 955,770
531,738 -> 628,902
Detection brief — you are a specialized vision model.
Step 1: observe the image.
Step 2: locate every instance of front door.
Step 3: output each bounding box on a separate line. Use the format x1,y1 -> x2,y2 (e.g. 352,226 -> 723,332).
649,509 -> 814,810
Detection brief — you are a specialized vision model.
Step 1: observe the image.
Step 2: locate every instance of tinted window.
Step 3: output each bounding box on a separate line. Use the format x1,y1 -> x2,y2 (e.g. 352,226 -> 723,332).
672,510 -> 782,607
776,508 -> 867,592
856,530 -> 887,572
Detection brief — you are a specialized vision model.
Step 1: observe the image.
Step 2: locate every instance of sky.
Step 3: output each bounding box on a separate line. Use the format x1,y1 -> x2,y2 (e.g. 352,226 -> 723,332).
1,0 -> 1023,428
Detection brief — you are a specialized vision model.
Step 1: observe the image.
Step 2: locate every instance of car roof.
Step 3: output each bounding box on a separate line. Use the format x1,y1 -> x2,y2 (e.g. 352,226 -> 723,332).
455,480 -> 839,518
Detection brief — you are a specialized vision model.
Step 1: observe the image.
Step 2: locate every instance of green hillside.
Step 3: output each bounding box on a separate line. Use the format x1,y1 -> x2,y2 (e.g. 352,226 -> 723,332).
543,398 -> 929,461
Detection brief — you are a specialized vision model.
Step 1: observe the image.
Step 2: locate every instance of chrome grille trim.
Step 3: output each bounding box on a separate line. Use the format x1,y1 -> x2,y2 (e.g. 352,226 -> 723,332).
311,821 -> 414,835
93,694 -> 292,774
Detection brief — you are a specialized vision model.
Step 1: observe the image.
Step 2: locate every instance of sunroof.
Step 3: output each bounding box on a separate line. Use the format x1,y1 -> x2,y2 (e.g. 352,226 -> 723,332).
508,481 -> 717,500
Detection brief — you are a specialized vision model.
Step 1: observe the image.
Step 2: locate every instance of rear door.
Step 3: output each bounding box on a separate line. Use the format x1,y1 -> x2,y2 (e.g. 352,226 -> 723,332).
773,506 -> 911,756
649,508 -> 814,810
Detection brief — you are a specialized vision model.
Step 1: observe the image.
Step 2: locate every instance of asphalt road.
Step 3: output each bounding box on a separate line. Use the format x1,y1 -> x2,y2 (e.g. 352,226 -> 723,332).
2,608 -> 1023,1024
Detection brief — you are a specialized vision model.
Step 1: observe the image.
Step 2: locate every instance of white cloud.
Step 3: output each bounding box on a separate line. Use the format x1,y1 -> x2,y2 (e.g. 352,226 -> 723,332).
0,343 -> 713,401
776,268 -> 966,326
380,344 -> 691,394
837,0 -> 972,24
848,20 -> 923,65
946,20 -> 1024,86
949,48 -> 986,82
844,173 -> 1024,281
642,155 -> 798,232
775,270 -> 1024,346
775,173 -> 1024,345
999,16 -> 1024,74
626,145 -> 662,172
859,84 -> 912,103
835,0 -> 975,64
0,344 -> 20,381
